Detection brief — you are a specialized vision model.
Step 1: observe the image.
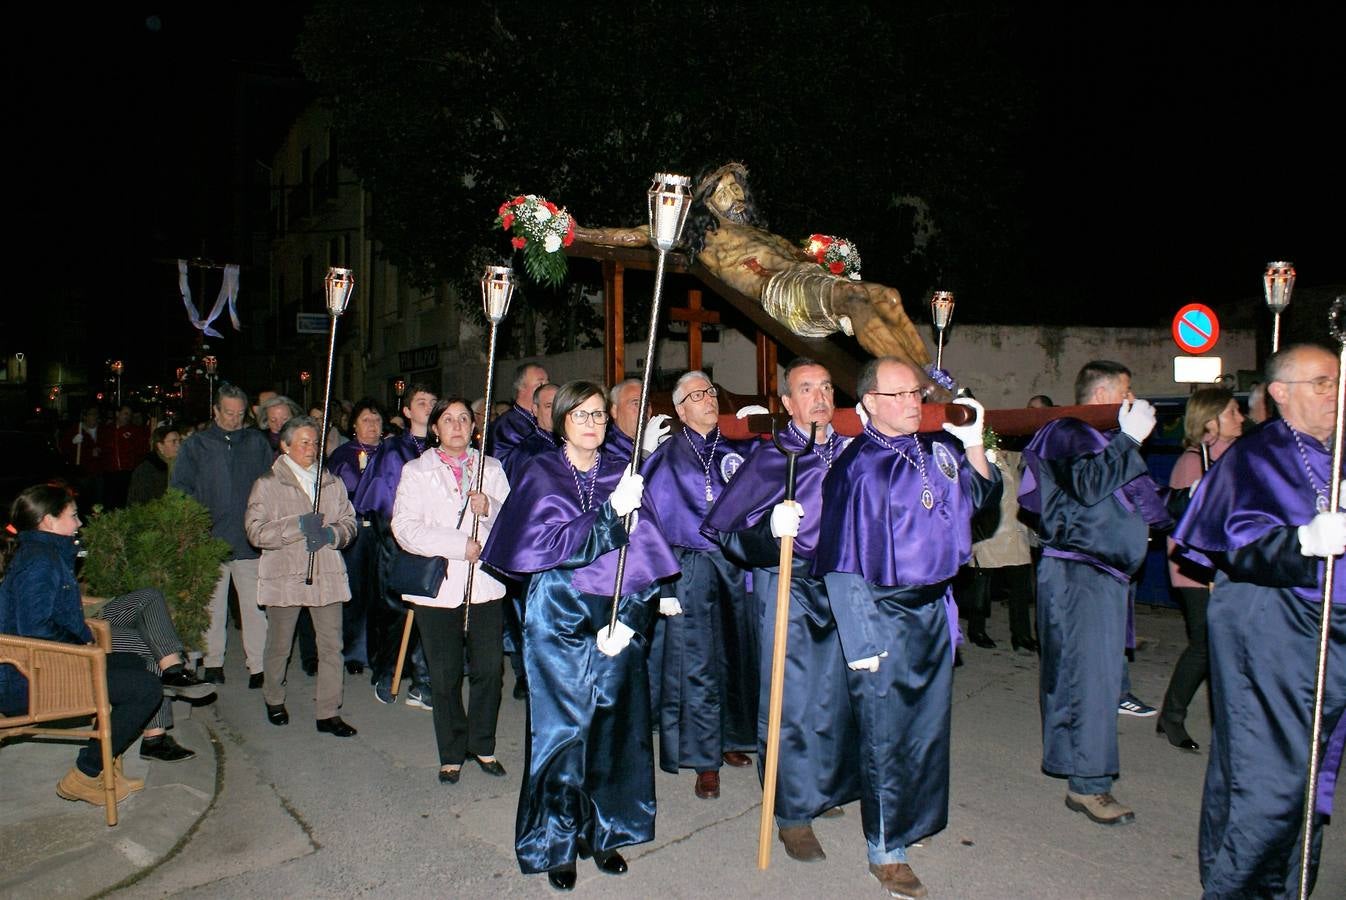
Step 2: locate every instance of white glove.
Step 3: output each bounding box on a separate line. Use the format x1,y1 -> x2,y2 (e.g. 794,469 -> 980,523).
643,415 -> 672,455
735,405 -> 770,419
855,402 -> 870,427
941,397 -> 984,449
596,621 -> 636,657
1299,512 -> 1346,558
1188,476 -> 1201,496
610,471 -> 644,517
848,655 -> 881,673
70,433 -> 84,445
770,500 -> 804,539
1118,398 -> 1157,444
659,597 -> 683,616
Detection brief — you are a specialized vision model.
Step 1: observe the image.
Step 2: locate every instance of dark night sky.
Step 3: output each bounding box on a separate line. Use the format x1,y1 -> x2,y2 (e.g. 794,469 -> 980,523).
5,5 -> 1344,401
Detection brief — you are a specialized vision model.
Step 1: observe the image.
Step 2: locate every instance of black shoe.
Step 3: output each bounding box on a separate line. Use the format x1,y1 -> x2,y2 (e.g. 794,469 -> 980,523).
139,734 -> 196,762
316,716 -> 357,737
954,649 -> 965,668
1157,718 -> 1200,752
345,660 -> 364,675
438,766 -> 461,784
969,632 -> 997,649
202,666 -> 226,685
161,666 -> 217,700
1012,637 -> 1040,655
303,659 -> 319,677
547,865 -> 577,891
248,672 -> 265,690
594,850 -> 628,875
266,703 -> 289,726
513,677 -> 528,700
475,756 -> 507,777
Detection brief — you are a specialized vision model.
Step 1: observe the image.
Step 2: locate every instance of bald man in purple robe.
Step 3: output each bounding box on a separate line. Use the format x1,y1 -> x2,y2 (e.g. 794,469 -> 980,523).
814,357 -> 1000,899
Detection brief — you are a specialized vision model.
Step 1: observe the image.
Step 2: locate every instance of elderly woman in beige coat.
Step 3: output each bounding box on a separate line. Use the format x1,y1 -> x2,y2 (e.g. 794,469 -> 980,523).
392,397 -> 509,784
245,415 -> 358,737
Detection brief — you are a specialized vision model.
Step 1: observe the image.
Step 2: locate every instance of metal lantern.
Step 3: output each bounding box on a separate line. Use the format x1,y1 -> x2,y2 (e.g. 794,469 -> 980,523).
393,377 -> 407,396
931,291 -> 956,369
202,355 -> 217,376
300,370 -> 312,384
325,267 -> 356,316
647,173 -> 693,252
1264,261 -> 1296,352
480,265 -> 517,325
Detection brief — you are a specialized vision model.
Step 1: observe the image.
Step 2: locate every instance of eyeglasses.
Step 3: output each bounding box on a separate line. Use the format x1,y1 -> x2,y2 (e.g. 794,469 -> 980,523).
675,386 -> 719,404
569,409 -> 609,425
1279,377 -> 1339,395
867,387 -> 927,402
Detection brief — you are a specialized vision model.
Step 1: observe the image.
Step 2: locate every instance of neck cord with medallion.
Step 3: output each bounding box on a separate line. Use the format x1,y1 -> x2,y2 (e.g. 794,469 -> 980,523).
683,426 -> 722,504
409,432 -> 427,455
789,421 -> 835,470
565,446 -> 602,512
864,423 -> 934,510
1289,421 -> 1331,513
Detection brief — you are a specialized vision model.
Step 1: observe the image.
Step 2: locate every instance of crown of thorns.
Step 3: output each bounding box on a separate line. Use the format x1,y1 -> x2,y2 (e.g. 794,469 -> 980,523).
694,162 -> 750,199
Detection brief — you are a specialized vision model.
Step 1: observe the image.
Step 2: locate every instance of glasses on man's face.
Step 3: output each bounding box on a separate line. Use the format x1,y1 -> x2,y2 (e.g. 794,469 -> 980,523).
676,386 -> 719,404
868,387 -> 926,403
569,408 -> 609,425
1280,376 -> 1339,395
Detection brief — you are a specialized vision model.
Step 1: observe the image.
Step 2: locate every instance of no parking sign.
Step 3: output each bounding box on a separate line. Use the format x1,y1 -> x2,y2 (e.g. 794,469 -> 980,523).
1172,303 -> 1220,354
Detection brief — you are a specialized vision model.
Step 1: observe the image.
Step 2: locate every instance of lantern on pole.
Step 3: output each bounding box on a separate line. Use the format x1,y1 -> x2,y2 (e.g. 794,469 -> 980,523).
304,266 -> 356,586
109,359 -> 124,406
930,291 -> 955,370
1264,261 -> 1296,353
202,355 -> 218,412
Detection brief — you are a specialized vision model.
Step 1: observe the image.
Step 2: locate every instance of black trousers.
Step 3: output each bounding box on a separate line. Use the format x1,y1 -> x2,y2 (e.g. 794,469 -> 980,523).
416,601 -> 504,765
77,653 -> 161,777
341,521 -> 379,664
1160,586 -> 1209,727
964,563 -> 1034,644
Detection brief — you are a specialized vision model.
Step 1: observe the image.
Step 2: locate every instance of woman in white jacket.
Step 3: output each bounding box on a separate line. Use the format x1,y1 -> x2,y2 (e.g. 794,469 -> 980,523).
392,397 -> 510,784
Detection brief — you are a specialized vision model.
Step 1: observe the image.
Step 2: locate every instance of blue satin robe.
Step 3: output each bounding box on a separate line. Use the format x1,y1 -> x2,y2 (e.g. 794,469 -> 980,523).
481,446 -> 680,874
642,427 -> 758,772
703,427 -> 862,822
1173,419 -> 1346,898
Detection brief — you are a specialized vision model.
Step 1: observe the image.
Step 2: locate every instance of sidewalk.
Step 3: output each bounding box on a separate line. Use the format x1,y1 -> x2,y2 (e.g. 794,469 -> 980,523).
0,701 -> 218,899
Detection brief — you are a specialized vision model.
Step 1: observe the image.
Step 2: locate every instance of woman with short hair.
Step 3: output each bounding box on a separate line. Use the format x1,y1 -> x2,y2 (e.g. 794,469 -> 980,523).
127,424 -> 182,506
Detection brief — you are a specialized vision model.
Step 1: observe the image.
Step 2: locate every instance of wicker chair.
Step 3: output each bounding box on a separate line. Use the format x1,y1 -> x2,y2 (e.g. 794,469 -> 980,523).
0,618 -> 119,825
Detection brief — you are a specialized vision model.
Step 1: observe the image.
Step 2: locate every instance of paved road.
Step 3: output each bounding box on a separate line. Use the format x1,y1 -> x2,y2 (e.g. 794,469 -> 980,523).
109,605 -> 1344,898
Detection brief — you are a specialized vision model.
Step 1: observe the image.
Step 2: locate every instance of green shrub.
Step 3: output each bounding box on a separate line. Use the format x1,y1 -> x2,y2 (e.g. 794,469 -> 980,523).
80,490 -> 231,651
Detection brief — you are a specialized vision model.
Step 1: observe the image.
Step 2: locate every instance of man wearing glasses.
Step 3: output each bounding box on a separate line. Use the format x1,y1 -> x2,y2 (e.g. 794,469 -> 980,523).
642,371 -> 761,800
813,357 -> 998,899
1173,344 -> 1346,896
1019,360 -> 1169,828
703,358 -> 860,864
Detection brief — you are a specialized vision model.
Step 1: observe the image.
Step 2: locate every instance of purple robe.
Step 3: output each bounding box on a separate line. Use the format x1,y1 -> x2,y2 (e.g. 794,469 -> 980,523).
604,426 -> 635,466
327,439 -> 380,500
351,431 -> 427,519
641,426 -> 755,551
490,405 -> 536,467
482,445 -> 679,596
702,426 -> 849,560
504,428 -> 558,483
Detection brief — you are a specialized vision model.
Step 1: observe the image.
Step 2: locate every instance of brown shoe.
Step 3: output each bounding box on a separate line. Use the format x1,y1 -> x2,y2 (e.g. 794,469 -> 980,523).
114,757 -> 145,793
722,750 -> 752,767
869,862 -> 928,899
1065,791 -> 1135,825
694,770 -> 720,799
778,824 -> 825,862
56,767 -> 130,806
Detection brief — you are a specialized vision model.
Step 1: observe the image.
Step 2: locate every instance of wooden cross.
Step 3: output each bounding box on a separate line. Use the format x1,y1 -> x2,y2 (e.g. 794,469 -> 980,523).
669,289 -> 720,372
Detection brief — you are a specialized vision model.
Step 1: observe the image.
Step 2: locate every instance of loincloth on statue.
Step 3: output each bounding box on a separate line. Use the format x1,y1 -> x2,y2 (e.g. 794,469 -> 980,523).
760,264 -> 855,338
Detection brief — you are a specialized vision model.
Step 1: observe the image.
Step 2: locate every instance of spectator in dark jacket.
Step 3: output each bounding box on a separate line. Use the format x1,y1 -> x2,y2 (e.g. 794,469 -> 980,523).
127,425 -> 182,506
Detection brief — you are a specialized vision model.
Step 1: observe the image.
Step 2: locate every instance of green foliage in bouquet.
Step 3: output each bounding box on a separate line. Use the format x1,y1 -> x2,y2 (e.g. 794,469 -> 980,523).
80,490 -> 231,651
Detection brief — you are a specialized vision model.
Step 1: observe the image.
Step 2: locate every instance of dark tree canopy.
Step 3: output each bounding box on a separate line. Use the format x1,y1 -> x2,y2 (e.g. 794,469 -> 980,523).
298,1 -> 1032,351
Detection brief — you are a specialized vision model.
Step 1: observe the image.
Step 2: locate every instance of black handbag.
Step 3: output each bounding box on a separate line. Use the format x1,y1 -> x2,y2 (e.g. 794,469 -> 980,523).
387,550 -> 448,598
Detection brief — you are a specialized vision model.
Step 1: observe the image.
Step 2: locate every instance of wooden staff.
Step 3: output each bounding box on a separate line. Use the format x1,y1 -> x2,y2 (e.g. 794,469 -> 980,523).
1297,296 -> 1346,899
757,421 -> 817,870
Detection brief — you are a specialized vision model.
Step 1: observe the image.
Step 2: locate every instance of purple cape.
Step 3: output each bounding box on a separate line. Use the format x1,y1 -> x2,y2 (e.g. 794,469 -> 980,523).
701,427 -> 848,560
811,430 -> 998,586
481,445 -> 679,596
604,426 -> 635,465
1020,418 -> 1171,527
641,426 -> 755,550
489,404 -> 536,465
504,428 -> 558,481
1174,418 -> 1345,605
351,431 -> 425,519
327,439 -> 380,500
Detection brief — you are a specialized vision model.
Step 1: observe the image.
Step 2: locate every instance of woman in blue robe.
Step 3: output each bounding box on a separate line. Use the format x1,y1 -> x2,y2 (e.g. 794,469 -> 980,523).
481,380 -> 680,891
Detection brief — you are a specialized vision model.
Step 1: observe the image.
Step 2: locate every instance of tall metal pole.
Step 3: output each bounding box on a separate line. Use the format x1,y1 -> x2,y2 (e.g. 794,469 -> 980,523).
1297,297 -> 1346,898
608,173 -> 692,632
304,268 -> 355,586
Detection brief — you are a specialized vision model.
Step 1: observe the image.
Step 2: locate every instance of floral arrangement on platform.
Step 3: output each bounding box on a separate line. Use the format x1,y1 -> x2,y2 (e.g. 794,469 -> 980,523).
495,194 -> 575,288
803,233 -> 862,280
